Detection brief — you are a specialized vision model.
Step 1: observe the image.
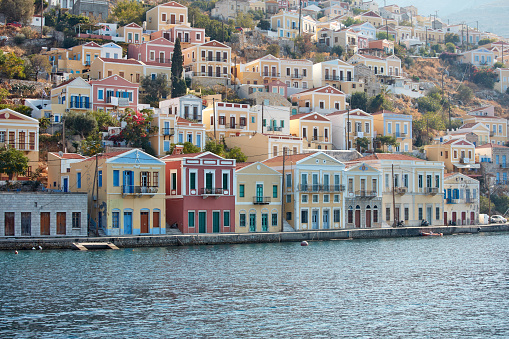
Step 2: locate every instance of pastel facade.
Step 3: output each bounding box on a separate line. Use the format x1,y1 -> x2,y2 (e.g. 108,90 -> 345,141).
355,11 -> 385,28
0,109 -> 40,181
69,42 -> 102,66
46,152 -> 86,191
271,11 -> 317,39
463,111 -> 507,145
50,77 -> 91,118
235,162 -> 282,233
290,85 -> 346,114
251,104 -> 291,135
495,68 -> 509,94
89,75 -> 139,112
264,152 -> 348,230
128,37 -> 175,65
443,173 -> 479,226
348,54 -> 402,76
158,94 -> 203,121
146,1 -> 188,31
442,123 -> 490,146
424,139 -> 479,173
372,110 -> 413,152
290,112 -> 333,150
327,109 -> 374,151
162,152 -> 235,234
353,153 -> 445,227
475,143 -> 509,186
349,22 -> 377,40
69,149 -> 167,235
459,48 -> 495,67
89,58 -> 144,82
182,40 -> 232,85
151,25 -> 205,45
117,23 -> 144,43
202,102 -> 258,140
224,133 -> 303,162
312,59 -> 364,94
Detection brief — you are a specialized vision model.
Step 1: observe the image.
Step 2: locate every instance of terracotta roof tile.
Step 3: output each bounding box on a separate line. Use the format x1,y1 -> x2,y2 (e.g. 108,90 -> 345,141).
263,152 -> 317,166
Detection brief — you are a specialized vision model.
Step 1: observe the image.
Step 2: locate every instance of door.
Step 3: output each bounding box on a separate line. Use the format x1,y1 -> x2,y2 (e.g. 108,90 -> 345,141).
63,177 -> 68,193
21,212 -> 31,236
262,213 -> 268,232
205,172 -> 213,192
355,209 -> 361,228
395,124 -> 400,138
312,173 -> 318,191
426,207 -> 432,225
57,212 -> 66,235
198,211 -> 206,233
470,212 -> 475,225
444,212 -> 448,225
395,207 -> 400,224
40,212 -> 50,236
452,212 -> 457,224
123,171 -> 134,193
153,211 -> 160,229
323,210 -> 330,229
212,211 -> 220,233
140,212 -> 149,234
4,212 -> 14,236
208,66 -> 212,76
124,212 -> 132,234
170,14 -> 175,24
312,210 -> 319,229
366,209 -> 371,228
249,214 -> 256,232
461,212 -> 466,225
230,116 -> 236,128
256,184 -> 263,203
216,66 -> 221,77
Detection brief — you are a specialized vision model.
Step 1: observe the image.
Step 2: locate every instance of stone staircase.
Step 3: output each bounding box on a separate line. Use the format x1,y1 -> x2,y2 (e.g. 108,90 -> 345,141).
283,220 -> 295,232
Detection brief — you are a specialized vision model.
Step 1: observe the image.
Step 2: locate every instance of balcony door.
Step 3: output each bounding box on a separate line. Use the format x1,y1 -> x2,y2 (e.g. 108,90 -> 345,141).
123,171 -> 134,193
323,209 -> 330,229
140,211 -> 149,234
199,211 -> 206,233
312,173 -> 318,191
124,212 -> 132,234
256,184 -> 263,203
212,211 -> 220,233
311,210 -> 319,229
262,213 -> 268,232
395,124 -> 400,138
205,172 -> 213,191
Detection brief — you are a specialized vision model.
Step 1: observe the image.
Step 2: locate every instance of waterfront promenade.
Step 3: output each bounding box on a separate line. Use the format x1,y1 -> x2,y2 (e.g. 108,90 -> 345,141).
1,224 -> 507,250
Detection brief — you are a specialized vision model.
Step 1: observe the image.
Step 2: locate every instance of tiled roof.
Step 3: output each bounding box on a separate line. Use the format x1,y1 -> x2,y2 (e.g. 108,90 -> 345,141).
50,152 -> 86,160
459,123 -> 476,129
235,162 -> 254,170
263,152 -> 317,166
53,78 -> 77,89
356,153 -> 421,161
443,138 -> 472,145
475,143 -> 509,149
161,152 -> 205,160
81,150 -> 130,162
101,58 -> 143,65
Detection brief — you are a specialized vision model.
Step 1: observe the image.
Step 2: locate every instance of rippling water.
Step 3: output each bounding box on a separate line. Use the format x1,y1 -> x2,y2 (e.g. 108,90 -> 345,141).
1,233 -> 509,338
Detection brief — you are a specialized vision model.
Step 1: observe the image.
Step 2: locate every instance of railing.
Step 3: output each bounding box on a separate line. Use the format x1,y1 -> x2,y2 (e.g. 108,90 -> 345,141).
253,196 -> 271,204
324,75 -> 344,81
395,187 -> 407,195
500,164 -> 507,168
465,197 -> 474,203
122,185 -> 158,195
355,190 -> 378,198
460,157 -> 470,164
426,187 -> 439,195
262,72 -> 280,77
192,72 -> 229,78
163,128 -> 175,136
201,187 -> 224,195
310,136 -> 329,142
447,198 -> 462,204
225,123 -> 246,129
267,126 -> 282,132
394,132 -> 407,138
201,57 -> 229,62
299,184 -> 320,192
291,74 -> 304,79
184,114 -> 202,121
70,102 -> 90,109
157,58 -> 171,64
355,131 -> 364,137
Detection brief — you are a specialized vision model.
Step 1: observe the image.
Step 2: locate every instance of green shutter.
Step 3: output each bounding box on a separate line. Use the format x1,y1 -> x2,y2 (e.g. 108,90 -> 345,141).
273,185 -> 278,198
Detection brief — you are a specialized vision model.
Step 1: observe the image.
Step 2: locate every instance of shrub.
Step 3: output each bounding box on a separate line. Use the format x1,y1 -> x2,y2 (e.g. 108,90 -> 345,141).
471,67 -> 497,89
21,27 -> 37,39
13,33 -> 26,44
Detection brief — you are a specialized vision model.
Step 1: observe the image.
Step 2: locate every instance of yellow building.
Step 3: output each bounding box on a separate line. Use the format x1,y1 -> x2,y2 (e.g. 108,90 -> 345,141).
372,109 -> 413,152
50,77 -> 91,119
202,102 -> 257,140
443,172 -> 479,226
89,57 -> 144,81
68,41 -> 102,66
463,106 -> 508,145
327,109 -> 374,151
442,122 -> 490,146
424,139 -> 479,174
351,153 -> 445,227
271,10 -> 317,40
150,115 -> 205,157
289,112 -> 332,150
146,1 -> 188,31
235,162 -> 282,233
117,22 -> 144,43
182,40 -> 231,86
495,68 -> 509,94
290,85 -> 346,114
412,27 -> 445,44
312,59 -> 364,94
355,11 -> 386,28
69,149 -> 166,235
224,133 -> 303,162
347,53 -> 402,76
264,152 -> 347,230
47,152 -> 86,191
0,108 -> 40,181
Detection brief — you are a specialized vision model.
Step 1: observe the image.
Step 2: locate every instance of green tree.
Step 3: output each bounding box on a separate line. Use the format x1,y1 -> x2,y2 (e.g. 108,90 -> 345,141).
493,61 -> 505,69
0,52 -> 25,79
376,32 -> 394,41
478,38 -> 496,46
430,44 -> 443,53
445,42 -> 456,53
376,135 -> 398,152
266,44 -> 280,57
0,0 -> 34,24
480,195 -> 490,214
342,17 -> 362,27
64,111 -> 97,138
0,147 -> 29,181
294,34 -> 315,58
225,146 -> 247,162
118,109 -> 158,154
141,74 -> 171,107
91,110 -> 119,131
28,55 -> 51,81
235,12 -> 254,29
80,131 -> 104,156
189,7 -> 234,42
355,137 -> 371,153
39,116 -> 51,130
109,0 -> 146,26
399,20 -> 412,27
330,45 -> 343,58
0,88 -> 9,102
257,19 -> 271,31
34,0 -> 48,15
456,84 -> 473,103
204,140 -> 225,156
471,67 -> 497,89
367,88 -> 393,113
348,92 -> 368,111
171,38 -> 186,98
445,33 -> 459,44
168,141 -> 201,155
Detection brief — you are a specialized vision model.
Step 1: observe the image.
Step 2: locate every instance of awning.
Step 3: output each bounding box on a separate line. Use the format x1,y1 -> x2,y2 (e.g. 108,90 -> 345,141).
454,163 -> 480,169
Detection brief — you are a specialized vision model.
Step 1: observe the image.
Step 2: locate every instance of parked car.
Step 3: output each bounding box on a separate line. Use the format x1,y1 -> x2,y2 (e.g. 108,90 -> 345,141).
6,22 -> 22,28
490,215 -> 507,224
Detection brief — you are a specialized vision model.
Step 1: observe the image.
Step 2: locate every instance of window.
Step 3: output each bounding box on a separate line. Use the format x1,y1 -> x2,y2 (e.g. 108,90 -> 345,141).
334,209 -> 340,223
188,211 -> 195,227
240,213 -> 246,227
404,207 -> 409,220
171,172 -> 177,190
348,178 -> 353,193
189,172 -> 196,190
301,210 -> 308,223
98,89 -> 104,100
239,184 -> 245,197
418,175 -> 423,188
286,174 -> 292,187
223,173 -> 229,190
112,212 -> 119,228
286,194 -> 291,203
324,195 -> 329,203
418,207 -> 423,220
436,207 -> 440,220
385,174 -> 390,189
334,194 -> 339,203
224,211 -> 230,227
365,122 -> 370,133
72,212 -> 81,229
113,170 -> 119,187
302,195 -> 308,203
403,174 -> 408,188
435,175 -> 440,188
426,175 -> 432,188
98,170 -> 102,187
77,172 -> 81,189
273,185 -> 278,198
286,212 -> 292,220
312,195 -> 319,203
272,213 -> 278,226
386,207 -> 391,221
152,172 -> 159,187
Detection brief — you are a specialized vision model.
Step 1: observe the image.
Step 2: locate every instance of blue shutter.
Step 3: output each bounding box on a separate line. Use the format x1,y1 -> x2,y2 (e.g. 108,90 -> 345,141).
77,172 -> 81,189
85,96 -> 90,108
113,170 -> 119,187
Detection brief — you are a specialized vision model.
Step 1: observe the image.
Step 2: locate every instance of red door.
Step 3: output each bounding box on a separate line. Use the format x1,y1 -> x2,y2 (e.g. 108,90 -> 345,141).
471,212 -> 475,225
41,212 -> 50,235
444,212 -> 448,226
365,210 -> 371,228
452,212 -> 457,223
4,212 -> 14,236
57,212 -> 66,235
461,212 -> 466,225
141,212 -> 149,234
355,209 -> 361,228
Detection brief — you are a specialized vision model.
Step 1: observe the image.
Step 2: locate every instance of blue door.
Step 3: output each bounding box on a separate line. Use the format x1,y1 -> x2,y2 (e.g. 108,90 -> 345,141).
124,212 -> 132,234
123,171 -> 134,193
395,124 -> 400,138
63,177 -> 68,192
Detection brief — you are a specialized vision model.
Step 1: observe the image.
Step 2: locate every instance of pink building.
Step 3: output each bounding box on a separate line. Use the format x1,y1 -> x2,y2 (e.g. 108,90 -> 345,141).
151,25 -> 206,45
162,151 -> 236,234
127,37 -> 175,65
265,80 -> 288,97
89,75 -> 139,112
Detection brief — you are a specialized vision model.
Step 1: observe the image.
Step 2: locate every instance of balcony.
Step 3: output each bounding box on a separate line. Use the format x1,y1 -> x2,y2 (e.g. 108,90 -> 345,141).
291,74 -> 304,79
201,57 -> 229,62
355,131 -> 364,137
183,114 -> 202,121
394,132 -> 407,138
163,128 -> 175,136
324,75 -> 345,81
201,187 -> 225,196
193,72 -> 229,78
267,126 -> 282,132
426,187 -> 439,195
395,187 -> 407,195
355,190 -> 378,198
460,157 -> 471,164
299,184 -> 320,192
156,58 -> 171,64
70,102 -> 91,109
490,131 -> 496,137
253,196 -> 271,204
122,185 -> 158,196
309,136 -> 329,142
225,123 -> 246,130
262,72 -> 280,77
446,198 -> 462,204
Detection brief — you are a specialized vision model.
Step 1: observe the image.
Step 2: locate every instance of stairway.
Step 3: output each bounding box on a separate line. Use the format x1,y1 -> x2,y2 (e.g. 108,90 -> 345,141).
283,220 -> 295,232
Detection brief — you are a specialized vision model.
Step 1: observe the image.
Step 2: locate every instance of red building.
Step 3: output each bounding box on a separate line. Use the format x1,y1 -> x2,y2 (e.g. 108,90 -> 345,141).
162,151 -> 236,233
89,75 -> 139,112
127,37 -> 175,65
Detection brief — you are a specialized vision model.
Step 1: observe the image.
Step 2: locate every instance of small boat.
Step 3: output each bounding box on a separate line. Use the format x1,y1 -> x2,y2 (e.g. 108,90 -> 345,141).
420,231 -> 443,236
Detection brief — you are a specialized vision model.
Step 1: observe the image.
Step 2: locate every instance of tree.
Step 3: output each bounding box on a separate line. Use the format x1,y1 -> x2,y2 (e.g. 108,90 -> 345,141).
348,92 -> 368,111
235,12 -> 254,29
140,74 -> 171,107
367,88 -> 393,113
294,35 -> 315,58
330,45 -> 343,58
343,17 -> 362,27
376,32 -> 394,41
430,44 -> 443,54
471,67 -> 497,89
34,0 -> 48,15
204,140 -> 225,156
0,104 -> 32,116
0,0 -> 34,24
64,111 -> 97,138
91,110 -> 118,131
80,131 -> 104,156
189,7 -> 234,42
109,0 -> 146,26
445,33 -> 460,44
0,88 -> 9,102
445,42 -> 456,53
456,84 -> 473,103
257,19 -> 270,31
39,117 -> 51,130
266,44 -> 280,57
0,52 -> 25,79
478,38 -> 496,46
0,147 -> 29,181
171,38 -> 187,98
493,61 -> 505,69
29,55 -> 51,82
355,137 -> 371,153
225,146 -> 247,162
376,135 -> 398,152
168,141 -> 201,155
399,20 -> 412,27
118,109 -> 158,154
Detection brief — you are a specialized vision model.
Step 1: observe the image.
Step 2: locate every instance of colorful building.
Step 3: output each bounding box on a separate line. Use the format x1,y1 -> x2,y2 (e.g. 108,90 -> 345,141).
463,106 -> 508,145
50,77 -> 91,119
424,139 -> 479,174
327,109 -> 374,151
162,151 -> 236,234
289,112 -> 333,150
443,172 -> 479,226
46,152 -> 86,191
145,1 -> 189,31
89,74 -> 139,112
372,110 -> 413,152
290,85 -> 347,114
182,40 -> 232,86
127,37 -> 175,65
202,102 -> 258,140
312,59 -> 364,94
224,133 -> 303,162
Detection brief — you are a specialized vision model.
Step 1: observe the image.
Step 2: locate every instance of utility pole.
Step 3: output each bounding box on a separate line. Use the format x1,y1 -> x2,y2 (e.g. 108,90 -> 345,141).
62,117 -> 66,152
261,101 -> 264,134
298,0 -> 302,38
280,148 -> 286,232
466,24 -> 469,48
461,23 -> 464,50
40,0 -> 44,39
425,26 -> 428,51
346,107 -> 350,150
392,164 -> 396,226
213,98 -> 217,141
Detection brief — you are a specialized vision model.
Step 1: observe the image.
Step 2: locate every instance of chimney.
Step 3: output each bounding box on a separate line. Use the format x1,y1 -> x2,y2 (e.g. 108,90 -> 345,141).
173,145 -> 184,155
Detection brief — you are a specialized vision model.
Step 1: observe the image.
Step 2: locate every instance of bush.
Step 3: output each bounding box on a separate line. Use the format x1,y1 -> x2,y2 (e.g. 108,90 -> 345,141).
21,27 -> 37,39
13,33 -> 26,44
471,67 -> 497,89
456,84 -> 473,103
